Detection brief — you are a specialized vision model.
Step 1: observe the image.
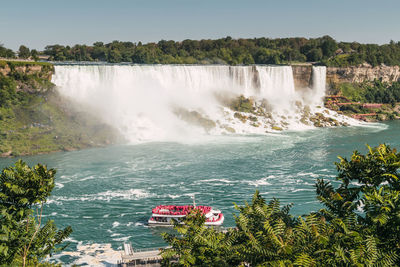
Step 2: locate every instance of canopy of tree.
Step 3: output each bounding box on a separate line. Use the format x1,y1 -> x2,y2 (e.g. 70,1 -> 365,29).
334,80 -> 400,106
0,44 -> 15,59
42,36 -> 400,67
162,144 -> 400,266
0,160 -> 72,266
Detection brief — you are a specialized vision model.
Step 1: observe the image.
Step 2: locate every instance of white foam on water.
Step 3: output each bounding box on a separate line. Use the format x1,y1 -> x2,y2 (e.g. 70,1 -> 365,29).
297,172 -> 320,178
55,243 -> 121,266
64,237 -> 80,243
292,188 -> 314,192
47,189 -> 152,204
194,178 -> 236,186
55,182 -> 64,189
355,121 -> 390,132
197,178 -> 235,183
110,233 -> 121,237
112,236 -> 131,242
244,176 -> 273,187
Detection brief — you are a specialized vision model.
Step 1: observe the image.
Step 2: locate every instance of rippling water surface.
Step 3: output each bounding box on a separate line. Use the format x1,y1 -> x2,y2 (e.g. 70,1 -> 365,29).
1,121 -> 399,264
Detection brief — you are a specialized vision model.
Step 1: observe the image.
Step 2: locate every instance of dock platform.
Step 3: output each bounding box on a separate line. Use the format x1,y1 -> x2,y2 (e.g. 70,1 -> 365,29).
118,243 -> 166,267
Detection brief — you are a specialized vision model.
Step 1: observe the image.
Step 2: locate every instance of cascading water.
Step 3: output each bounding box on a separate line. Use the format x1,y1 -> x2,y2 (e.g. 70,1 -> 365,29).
52,64 -> 355,142
311,66 -> 327,105
255,66 -> 296,110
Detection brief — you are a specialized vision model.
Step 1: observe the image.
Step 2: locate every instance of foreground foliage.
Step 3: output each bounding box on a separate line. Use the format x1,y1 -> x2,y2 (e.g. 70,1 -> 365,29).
162,144 -> 400,266
0,160 -> 72,266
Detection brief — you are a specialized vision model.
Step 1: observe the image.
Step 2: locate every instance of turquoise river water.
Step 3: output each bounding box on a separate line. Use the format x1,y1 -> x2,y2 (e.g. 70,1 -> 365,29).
0,121 -> 399,264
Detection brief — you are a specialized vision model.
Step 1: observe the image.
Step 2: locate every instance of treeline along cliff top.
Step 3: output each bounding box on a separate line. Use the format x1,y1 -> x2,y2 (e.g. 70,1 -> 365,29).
2,36 -> 400,67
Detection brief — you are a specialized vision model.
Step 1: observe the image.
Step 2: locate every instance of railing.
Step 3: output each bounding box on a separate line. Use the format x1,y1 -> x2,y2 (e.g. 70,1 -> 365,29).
0,57 -> 35,62
132,246 -> 169,253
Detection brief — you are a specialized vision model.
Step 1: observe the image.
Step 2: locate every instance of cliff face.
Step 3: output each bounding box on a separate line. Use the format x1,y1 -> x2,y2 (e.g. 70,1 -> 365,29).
291,64 -> 400,89
0,61 -> 54,93
291,65 -> 312,88
0,61 -> 54,81
326,65 -> 400,85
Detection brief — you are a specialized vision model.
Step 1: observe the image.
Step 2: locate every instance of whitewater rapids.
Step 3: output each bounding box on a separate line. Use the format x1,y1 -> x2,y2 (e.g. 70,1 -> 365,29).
52,64 -> 358,142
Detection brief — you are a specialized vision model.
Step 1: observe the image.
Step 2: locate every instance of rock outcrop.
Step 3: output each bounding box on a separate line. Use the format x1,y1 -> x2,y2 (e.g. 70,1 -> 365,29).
0,61 -> 54,80
291,64 -> 400,90
326,64 -> 400,85
291,65 -> 313,88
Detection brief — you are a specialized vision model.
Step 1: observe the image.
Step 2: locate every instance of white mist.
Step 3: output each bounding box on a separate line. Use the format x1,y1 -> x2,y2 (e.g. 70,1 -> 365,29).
52,64 -> 356,142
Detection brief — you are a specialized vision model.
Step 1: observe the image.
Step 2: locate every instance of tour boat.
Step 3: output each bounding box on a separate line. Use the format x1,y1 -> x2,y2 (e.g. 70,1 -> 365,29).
148,204 -> 224,226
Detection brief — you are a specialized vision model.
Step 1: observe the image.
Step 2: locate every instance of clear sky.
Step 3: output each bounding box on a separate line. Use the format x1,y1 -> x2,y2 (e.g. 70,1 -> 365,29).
1,0 -> 399,50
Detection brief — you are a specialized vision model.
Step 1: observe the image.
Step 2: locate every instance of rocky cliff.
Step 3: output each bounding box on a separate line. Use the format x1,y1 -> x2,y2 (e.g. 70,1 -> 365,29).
0,61 -> 54,93
291,65 -> 313,88
0,61 -> 54,81
292,64 -> 400,89
326,64 -> 400,85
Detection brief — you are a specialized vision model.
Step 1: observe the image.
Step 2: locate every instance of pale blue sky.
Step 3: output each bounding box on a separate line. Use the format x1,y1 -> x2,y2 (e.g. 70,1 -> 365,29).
1,0 -> 399,50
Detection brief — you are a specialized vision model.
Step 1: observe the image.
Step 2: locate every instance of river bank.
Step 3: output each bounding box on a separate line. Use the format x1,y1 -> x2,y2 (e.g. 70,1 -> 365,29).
0,61 -> 121,157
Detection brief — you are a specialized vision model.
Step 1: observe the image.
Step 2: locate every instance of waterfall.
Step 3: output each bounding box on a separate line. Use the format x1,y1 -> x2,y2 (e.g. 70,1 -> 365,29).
311,66 -> 327,106
256,66 -> 296,111
52,64 -> 352,142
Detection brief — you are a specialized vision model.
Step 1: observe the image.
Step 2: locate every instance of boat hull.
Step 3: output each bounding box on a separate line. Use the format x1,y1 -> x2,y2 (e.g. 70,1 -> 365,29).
148,214 -> 224,226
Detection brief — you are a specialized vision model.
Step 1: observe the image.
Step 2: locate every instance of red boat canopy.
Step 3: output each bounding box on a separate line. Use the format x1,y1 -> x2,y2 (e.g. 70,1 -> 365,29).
152,205 -> 212,216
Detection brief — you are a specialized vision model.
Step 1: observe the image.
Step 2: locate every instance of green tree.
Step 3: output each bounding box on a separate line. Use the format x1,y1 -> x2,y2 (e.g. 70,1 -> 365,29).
38,37 -> 400,66
161,209 -> 233,266
306,48 -> 323,62
254,48 -> 281,64
320,36 -> 338,58
0,43 -> 15,58
18,45 -> 31,59
107,49 -> 122,63
217,48 -> 233,64
0,75 -> 17,107
0,160 -> 72,266
241,53 -> 255,65
316,144 -> 400,264
30,49 -> 39,61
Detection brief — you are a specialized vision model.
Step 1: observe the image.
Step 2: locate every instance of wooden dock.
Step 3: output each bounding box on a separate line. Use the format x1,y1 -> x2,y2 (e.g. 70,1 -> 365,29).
117,228 -> 232,266
118,243 -> 166,267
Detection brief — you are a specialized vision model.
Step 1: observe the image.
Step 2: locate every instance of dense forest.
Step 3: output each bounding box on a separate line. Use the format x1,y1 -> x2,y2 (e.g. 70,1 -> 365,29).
3,36 -> 400,66
335,80 -> 400,105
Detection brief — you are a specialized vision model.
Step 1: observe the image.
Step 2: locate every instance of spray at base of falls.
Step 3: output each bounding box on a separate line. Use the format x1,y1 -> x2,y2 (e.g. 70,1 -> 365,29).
52,65 -> 359,143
